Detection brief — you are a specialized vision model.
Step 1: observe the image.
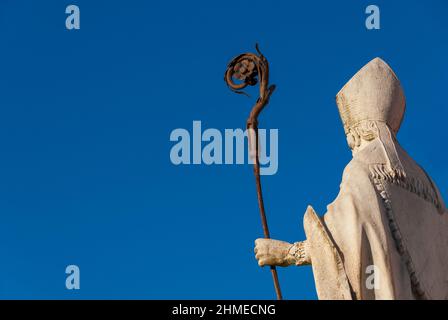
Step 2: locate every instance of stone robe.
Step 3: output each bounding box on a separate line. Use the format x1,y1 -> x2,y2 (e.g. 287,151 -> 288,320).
304,138 -> 447,300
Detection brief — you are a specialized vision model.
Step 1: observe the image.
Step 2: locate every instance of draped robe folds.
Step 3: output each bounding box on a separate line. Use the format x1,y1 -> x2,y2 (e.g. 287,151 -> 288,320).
304,138 -> 447,300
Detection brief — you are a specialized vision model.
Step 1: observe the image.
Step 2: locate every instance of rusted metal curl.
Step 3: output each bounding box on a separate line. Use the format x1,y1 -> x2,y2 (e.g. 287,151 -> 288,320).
224,44 -> 276,127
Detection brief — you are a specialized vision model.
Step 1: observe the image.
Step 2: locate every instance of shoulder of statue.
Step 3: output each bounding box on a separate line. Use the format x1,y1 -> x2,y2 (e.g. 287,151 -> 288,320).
341,151 -> 379,192
342,156 -> 371,182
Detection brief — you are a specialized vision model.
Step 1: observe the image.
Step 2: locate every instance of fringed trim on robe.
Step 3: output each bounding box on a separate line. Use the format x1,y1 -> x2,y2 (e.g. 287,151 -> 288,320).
369,165 -> 432,300
369,164 -> 444,212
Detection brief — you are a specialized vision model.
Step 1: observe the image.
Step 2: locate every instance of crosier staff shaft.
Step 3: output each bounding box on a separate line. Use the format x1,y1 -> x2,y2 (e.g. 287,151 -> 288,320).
224,44 -> 282,300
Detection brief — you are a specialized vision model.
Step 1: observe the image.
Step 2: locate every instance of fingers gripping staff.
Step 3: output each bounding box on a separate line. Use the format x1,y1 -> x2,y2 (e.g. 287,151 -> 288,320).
224,44 -> 282,300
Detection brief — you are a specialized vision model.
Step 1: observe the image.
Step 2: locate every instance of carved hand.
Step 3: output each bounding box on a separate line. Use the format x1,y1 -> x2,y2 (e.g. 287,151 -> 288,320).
255,239 -> 310,267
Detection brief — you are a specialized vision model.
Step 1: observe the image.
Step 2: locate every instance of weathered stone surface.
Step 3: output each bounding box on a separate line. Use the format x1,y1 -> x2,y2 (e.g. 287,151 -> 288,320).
255,58 -> 447,300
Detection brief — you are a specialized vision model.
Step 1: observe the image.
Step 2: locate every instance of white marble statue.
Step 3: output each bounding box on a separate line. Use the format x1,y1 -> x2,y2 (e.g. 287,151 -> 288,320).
255,58 -> 447,300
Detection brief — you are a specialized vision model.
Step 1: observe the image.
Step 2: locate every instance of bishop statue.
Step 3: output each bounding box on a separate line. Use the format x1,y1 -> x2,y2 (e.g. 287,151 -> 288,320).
254,58 -> 447,300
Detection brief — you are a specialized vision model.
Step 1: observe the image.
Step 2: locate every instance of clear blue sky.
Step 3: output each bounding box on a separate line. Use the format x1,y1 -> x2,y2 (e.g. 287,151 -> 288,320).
0,1 -> 446,299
